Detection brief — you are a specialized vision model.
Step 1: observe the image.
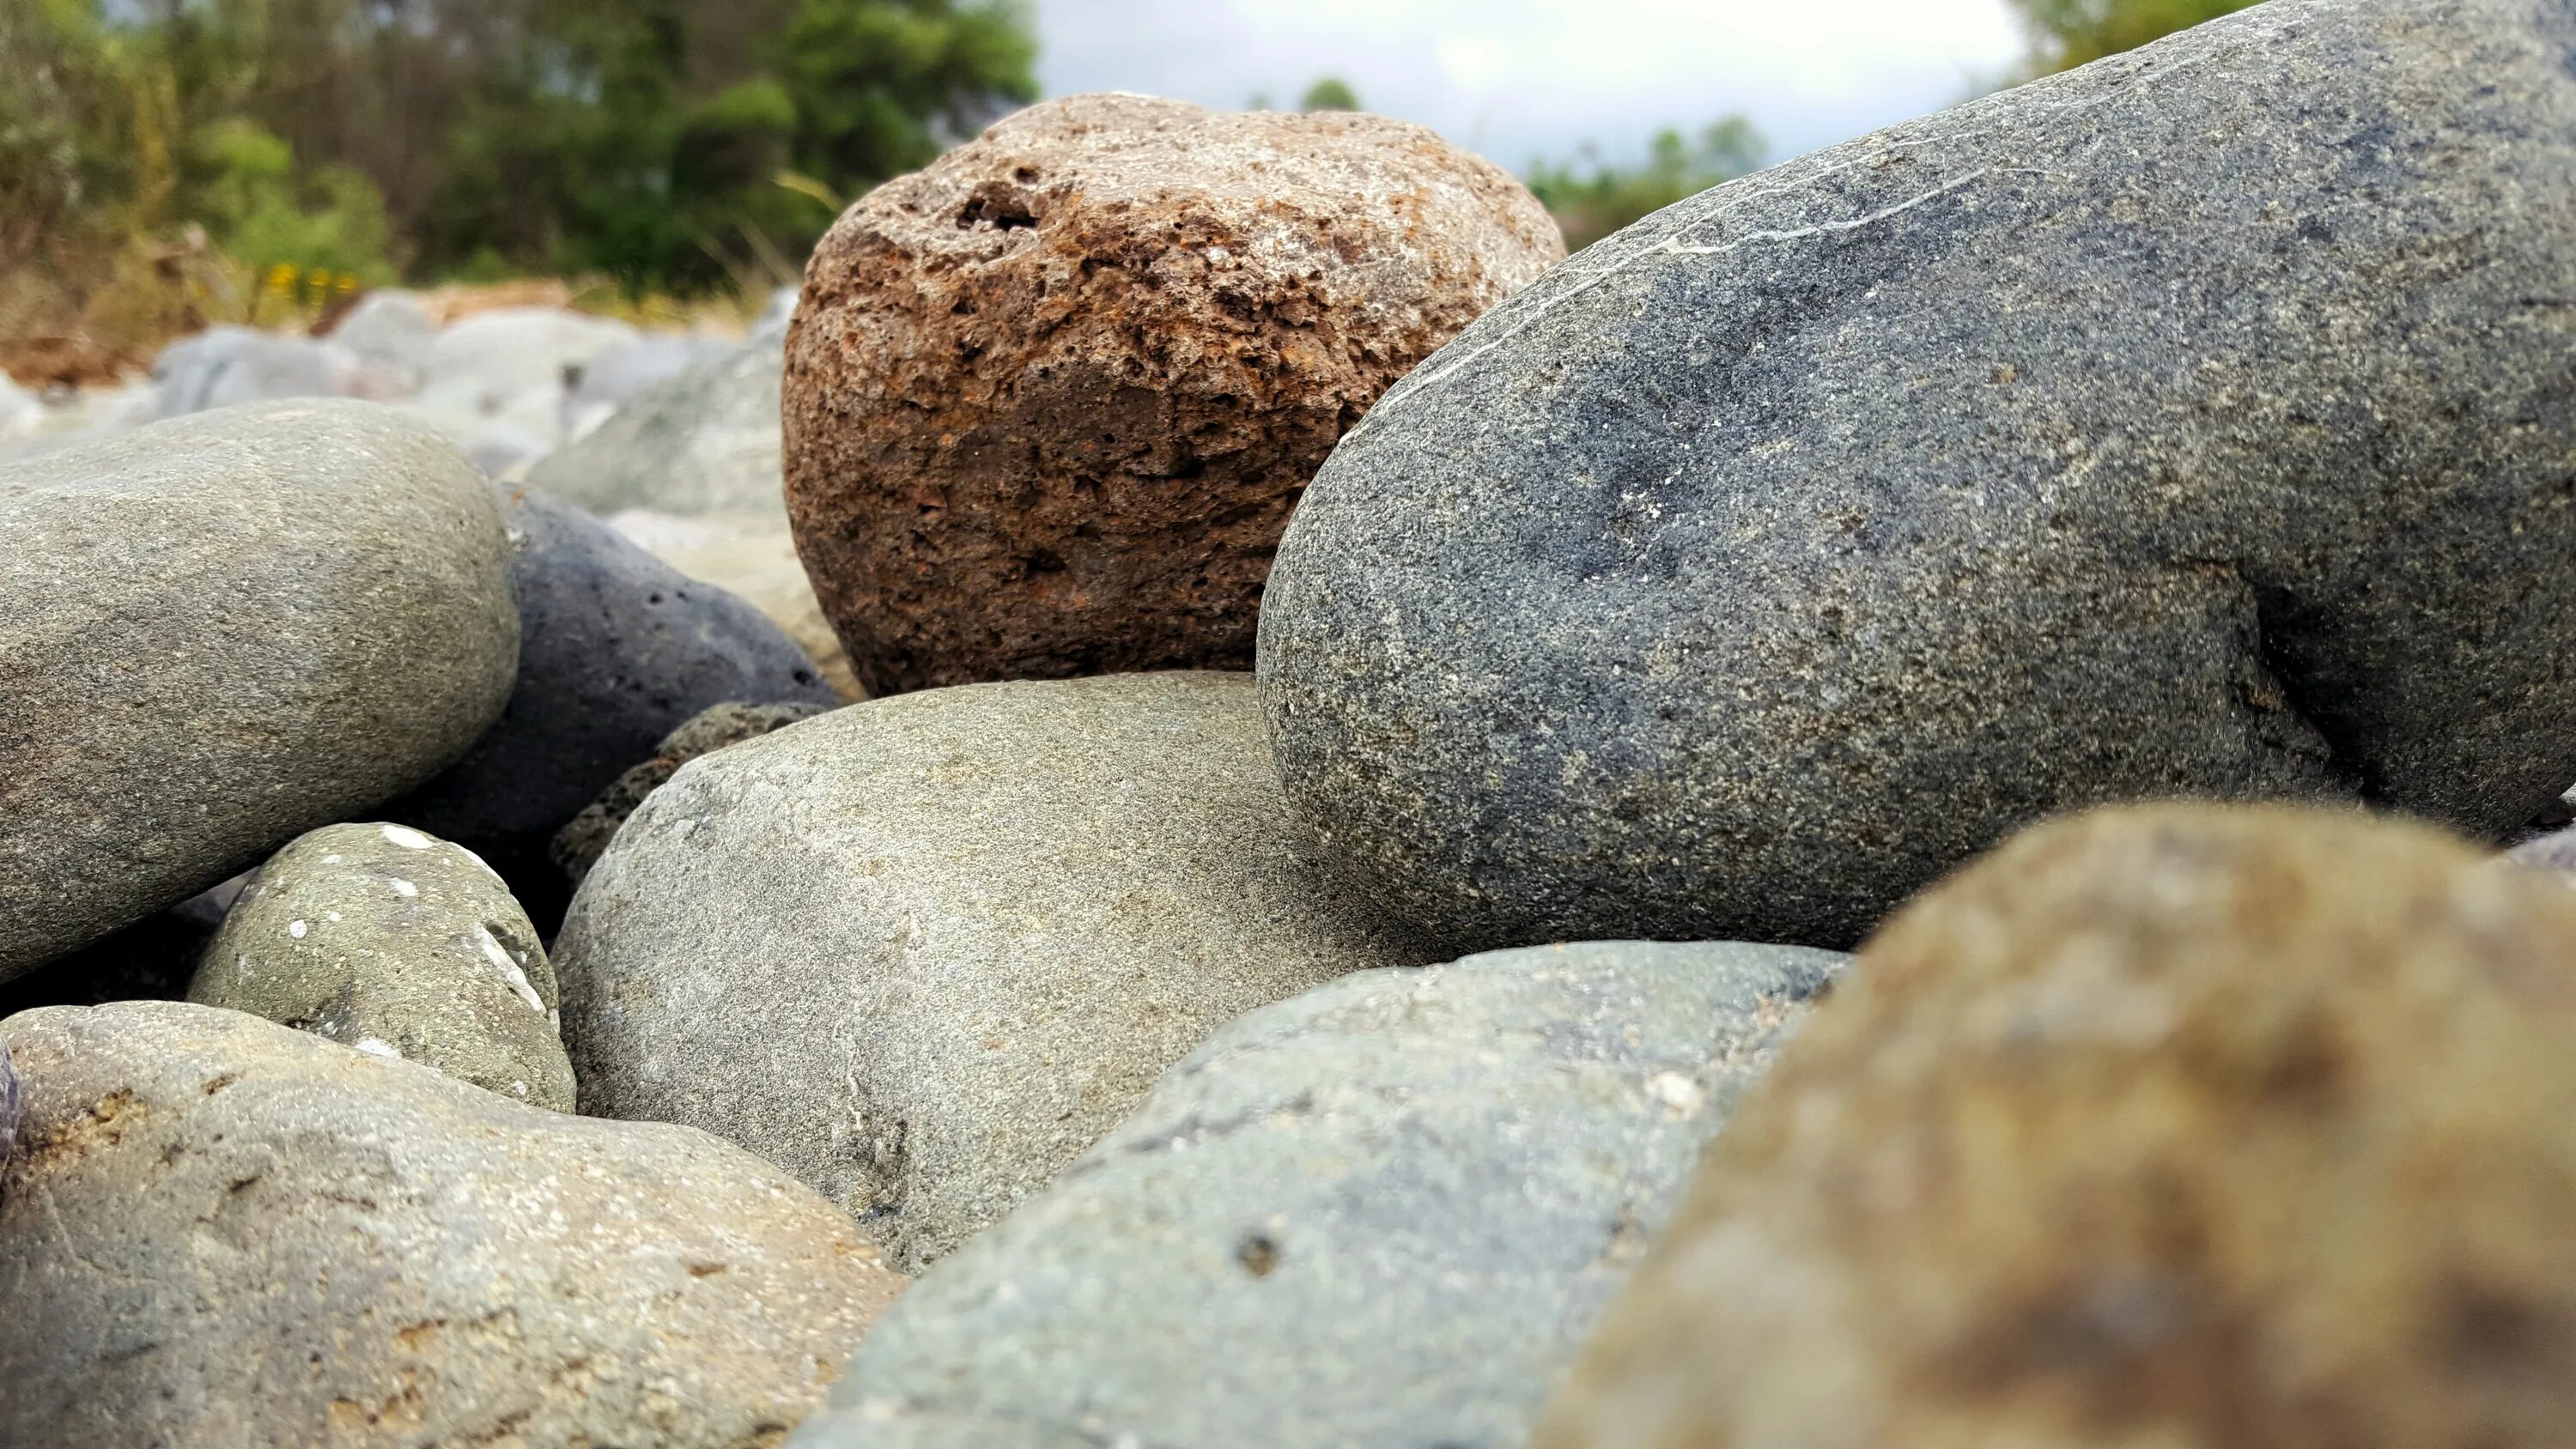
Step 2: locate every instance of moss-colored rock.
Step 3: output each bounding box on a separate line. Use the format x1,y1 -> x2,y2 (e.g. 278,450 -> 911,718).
1539,803 -> 2576,1449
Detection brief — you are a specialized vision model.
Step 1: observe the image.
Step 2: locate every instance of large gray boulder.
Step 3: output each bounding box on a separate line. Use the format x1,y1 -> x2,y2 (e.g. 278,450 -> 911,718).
527,324 -> 790,519
556,671 -> 1428,1270
0,1001 -> 906,1449
191,822 -> 576,1110
0,402 -> 519,979
793,939 -> 1845,1449
1258,0 -> 2576,954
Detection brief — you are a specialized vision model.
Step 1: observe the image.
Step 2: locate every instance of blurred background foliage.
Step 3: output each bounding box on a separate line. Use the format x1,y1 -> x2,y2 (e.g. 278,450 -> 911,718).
0,0 -> 2251,373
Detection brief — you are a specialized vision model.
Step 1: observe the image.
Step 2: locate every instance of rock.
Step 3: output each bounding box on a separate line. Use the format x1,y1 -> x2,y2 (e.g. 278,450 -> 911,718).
149,324 -> 356,417
785,93 -> 1564,695
382,485 -> 835,930
0,880 -> 240,1019
556,671 -> 1427,1270
529,328 -> 793,520
1535,804 -> 2576,1448
560,333 -> 738,441
797,939 -> 1846,1449
421,306 -> 639,404
0,1001 -> 905,1448
0,1032 -> 15,1180
0,373 -> 41,433
551,700 -> 830,890
0,402 -> 518,979
611,508 -> 864,699
2507,826 -> 2576,879
457,416 -> 551,477
324,291 -> 436,395
191,822 -> 576,1109
1258,0 -> 2576,955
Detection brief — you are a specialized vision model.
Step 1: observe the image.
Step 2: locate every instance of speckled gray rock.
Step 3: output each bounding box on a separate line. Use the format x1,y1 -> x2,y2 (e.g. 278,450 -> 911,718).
550,699 -> 831,890
1,402 -> 519,979
556,672 -> 1428,1270
191,822 -> 574,1109
0,1000 -> 906,1449
528,324 -> 790,519
1258,0 -> 2576,955
793,939 -> 1845,1449
383,485 -> 835,930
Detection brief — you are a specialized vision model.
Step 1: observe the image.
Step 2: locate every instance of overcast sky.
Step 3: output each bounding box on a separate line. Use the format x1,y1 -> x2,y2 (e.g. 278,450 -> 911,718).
1033,0 -> 2032,177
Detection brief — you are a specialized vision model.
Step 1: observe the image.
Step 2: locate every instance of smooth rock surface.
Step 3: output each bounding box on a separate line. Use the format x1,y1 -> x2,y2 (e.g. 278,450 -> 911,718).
191,822 -> 575,1109
325,291 -> 437,394
561,333 -> 737,441
150,324 -> 356,417
611,509 -> 863,699
799,939 -> 1845,1449
384,484 -> 834,929
551,700 -> 830,890
786,93 -> 1564,694
1260,0 -> 2576,954
530,324 -> 792,520
1,402 -> 519,979
0,1001 -> 904,1449
1538,804 -> 2576,1448
0,881 -> 240,1018
556,671 -> 1427,1270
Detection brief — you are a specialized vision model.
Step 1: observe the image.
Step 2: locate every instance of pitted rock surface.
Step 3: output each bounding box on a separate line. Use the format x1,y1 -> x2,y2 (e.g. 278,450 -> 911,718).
785,93 -> 1564,694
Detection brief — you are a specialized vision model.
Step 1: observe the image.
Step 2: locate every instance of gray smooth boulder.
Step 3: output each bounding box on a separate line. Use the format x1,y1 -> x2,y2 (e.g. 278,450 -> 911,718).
560,333 -> 737,440
191,822 -> 575,1109
1,402 -> 519,979
383,485 -> 835,930
324,291 -> 436,395
527,324 -> 790,519
0,1001 -> 906,1449
1257,0 -> 2576,954
550,699 -> 831,891
150,324 -> 355,417
795,939 -> 1845,1449
556,672 -> 1428,1270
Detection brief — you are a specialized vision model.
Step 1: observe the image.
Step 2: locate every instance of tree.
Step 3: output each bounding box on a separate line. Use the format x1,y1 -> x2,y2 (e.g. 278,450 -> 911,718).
2007,0 -> 2264,73
1299,76 -> 1359,112
1527,117 -> 1766,252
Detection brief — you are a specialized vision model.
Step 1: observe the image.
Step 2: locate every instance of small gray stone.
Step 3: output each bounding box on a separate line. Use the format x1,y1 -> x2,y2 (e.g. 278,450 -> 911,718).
149,325 -> 356,417
0,1000 -> 906,1449
550,699 -> 831,890
560,333 -> 737,440
0,401 -> 519,979
191,822 -> 574,1110
1258,0 -> 2576,953
555,671 -> 1430,1270
527,328 -> 789,520
793,939 -> 1844,1449
324,292 -> 436,395
382,485 -> 835,929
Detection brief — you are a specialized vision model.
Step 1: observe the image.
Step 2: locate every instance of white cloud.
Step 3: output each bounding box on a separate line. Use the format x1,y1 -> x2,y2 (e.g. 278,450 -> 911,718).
1031,0 -> 2029,173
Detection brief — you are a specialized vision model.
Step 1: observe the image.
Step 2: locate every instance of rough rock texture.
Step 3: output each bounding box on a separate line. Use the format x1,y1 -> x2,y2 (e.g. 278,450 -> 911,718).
1,402 -> 519,979
191,823 -> 576,1109
1259,0 -> 2576,955
611,510 -> 863,699
551,700 -> 830,889
796,939 -> 1846,1449
383,484 -> 834,930
0,1031 -> 15,1180
785,93 -> 1564,695
0,1001 -> 904,1449
556,671 -> 1427,1270
1536,804 -> 2576,1449
150,324 -> 355,417
531,324 -> 792,520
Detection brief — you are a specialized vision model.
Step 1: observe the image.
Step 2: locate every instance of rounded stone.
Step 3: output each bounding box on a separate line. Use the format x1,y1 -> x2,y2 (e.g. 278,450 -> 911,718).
1536,803 -> 2576,1448
0,1001 -> 904,1448
550,699 -> 830,891
1258,0 -> 2576,954
784,93 -> 1564,694
191,822 -> 575,1110
0,401 -> 519,979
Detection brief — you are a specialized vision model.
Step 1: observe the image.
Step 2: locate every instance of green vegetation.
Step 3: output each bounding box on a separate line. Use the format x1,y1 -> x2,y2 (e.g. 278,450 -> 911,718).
2008,0 -> 2265,72
1299,77 -> 1361,113
1527,118 -> 1767,253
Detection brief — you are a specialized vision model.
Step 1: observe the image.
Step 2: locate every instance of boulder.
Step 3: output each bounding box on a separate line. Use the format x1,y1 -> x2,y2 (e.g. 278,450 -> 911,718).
420,306 -> 639,404
555,671 -> 1427,1270
1537,804 -> 2576,1448
609,509 -> 863,699
785,93 -> 1564,694
798,939 -> 1845,1449
0,1001 -> 904,1448
560,333 -> 738,441
529,327 -> 793,520
383,485 -> 835,929
1258,0 -> 2576,954
191,822 -> 575,1109
551,699 -> 831,890
324,291 -> 436,395
0,1032 -> 15,1179
0,402 -> 519,979
0,880 -> 240,1019
149,324 -> 355,417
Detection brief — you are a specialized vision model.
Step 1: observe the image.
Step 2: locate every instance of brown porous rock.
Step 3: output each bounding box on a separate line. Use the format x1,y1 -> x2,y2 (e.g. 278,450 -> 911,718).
783,93 -> 1564,694
1536,803 -> 2576,1449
